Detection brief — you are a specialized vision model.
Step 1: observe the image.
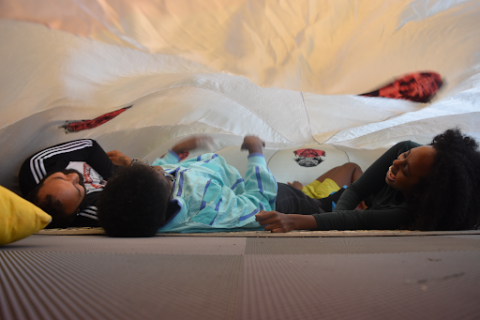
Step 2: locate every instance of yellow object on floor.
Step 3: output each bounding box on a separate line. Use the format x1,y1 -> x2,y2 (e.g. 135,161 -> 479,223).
301,178 -> 341,199
0,185 -> 51,245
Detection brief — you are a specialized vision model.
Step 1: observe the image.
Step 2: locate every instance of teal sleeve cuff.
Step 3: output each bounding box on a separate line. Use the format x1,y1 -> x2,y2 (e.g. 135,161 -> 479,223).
247,153 -> 267,167
167,150 -> 181,162
151,150 -> 180,165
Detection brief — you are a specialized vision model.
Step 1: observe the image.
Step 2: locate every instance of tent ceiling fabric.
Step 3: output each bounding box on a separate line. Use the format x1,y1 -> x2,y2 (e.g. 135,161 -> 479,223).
1,0 -> 480,191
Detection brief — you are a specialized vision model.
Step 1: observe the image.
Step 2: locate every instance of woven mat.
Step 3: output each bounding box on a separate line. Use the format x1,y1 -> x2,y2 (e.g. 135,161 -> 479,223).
36,227 -> 480,237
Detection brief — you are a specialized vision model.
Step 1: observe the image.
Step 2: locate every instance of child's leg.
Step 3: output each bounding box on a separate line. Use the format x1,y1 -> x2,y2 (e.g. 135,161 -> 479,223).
292,162 -> 363,200
288,162 -> 363,197
275,183 -> 326,215
316,162 -> 363,187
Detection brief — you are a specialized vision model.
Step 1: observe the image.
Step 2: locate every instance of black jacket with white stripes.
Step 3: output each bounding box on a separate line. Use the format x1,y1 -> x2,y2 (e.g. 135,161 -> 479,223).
19,139 -> 115,227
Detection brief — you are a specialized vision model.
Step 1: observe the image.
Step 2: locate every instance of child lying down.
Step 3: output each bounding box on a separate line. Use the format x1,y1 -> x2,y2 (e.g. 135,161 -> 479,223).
98,135 -> 346,236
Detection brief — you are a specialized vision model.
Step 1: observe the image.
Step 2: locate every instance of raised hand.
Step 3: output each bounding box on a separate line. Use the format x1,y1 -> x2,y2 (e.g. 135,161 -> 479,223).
106,150 -> 133,167
241,136 -> 265,154
171,135 -> 213,155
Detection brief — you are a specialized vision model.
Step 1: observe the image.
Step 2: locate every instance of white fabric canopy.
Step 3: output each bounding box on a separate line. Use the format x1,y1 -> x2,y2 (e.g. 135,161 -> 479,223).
1,0 -> 479,191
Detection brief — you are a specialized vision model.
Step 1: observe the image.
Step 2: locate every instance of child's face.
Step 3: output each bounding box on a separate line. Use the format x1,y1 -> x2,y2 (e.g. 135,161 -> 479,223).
38,169 -> 86,214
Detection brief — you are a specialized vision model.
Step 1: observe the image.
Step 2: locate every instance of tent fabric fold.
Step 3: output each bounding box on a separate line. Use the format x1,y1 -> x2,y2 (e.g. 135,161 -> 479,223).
1,0 -> 479,192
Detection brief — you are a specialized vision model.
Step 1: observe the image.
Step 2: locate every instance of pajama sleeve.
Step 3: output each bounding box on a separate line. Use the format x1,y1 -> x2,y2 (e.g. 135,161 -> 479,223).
150,150 -> 181,166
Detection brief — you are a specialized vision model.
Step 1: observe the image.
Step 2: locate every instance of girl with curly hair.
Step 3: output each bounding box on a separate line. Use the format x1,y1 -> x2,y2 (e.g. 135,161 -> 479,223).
256,128 -> 480,232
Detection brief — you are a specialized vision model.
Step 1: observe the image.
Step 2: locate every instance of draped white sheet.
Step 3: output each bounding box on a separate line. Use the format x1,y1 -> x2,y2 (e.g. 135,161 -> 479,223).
1,0 -> 479,191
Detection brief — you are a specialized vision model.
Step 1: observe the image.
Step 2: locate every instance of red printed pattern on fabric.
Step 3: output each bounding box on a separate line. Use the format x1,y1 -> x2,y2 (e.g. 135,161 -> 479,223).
293,149 -> 326,167
83,164 -> 106,189
61,106 -> 132,133
361,72 -> 443,103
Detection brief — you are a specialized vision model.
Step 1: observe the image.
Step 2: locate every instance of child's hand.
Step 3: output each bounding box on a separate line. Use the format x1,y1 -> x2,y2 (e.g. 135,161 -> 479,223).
287,181 -> 303,190
107,150 -> 132,167
171,135 -> 213,155
255,210 -> 317,233
241,136 -> 265,154
255,210 -> 296,233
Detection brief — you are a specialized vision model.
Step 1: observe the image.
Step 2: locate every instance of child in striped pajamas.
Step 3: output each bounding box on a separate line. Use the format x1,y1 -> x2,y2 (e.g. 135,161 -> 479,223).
97,136 -> 280,236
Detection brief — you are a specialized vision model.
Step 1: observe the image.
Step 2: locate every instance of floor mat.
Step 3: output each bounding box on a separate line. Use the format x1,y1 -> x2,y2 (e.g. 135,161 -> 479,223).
1,235 -> 480,320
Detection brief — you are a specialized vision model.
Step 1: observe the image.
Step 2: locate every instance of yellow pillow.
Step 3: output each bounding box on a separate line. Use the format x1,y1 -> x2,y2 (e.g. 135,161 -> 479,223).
0,185 -> 52,245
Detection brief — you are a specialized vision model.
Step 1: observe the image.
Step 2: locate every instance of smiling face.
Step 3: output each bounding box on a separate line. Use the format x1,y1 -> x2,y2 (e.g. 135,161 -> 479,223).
385,146 -> 436,197
38,169 -> 86,215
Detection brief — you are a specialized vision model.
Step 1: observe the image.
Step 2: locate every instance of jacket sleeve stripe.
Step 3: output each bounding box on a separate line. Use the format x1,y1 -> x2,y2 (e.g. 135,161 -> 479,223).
78,212 -> 99,220
30,140 -> 93,183
81,207 -> 97,215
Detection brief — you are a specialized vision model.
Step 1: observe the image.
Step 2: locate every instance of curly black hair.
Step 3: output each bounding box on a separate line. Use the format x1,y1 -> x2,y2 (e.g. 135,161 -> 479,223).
97,163 -> 172,237
409,128 -> 480,231
28,192 -> 77,228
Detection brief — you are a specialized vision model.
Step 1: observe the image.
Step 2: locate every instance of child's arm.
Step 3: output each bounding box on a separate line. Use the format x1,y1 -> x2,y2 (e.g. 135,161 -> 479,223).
242,135 -> 317,232
255,211 -> 317,233
108,135 -> 213,167
171,135 -> 213,155
152,135 -> 213,166
240,136 -> 265,155
257,207 -> 412,232
239,136 -> 278,215
106,150 -> 132,167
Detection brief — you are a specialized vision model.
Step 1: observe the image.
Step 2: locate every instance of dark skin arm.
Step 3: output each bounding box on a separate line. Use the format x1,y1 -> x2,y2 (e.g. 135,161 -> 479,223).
171,135 -> 213,155
107,135 -> 214,166
255,210 -> 318,233
240,136 -> 265,155
250,135 -> 314,233
106,150 -> 132,167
